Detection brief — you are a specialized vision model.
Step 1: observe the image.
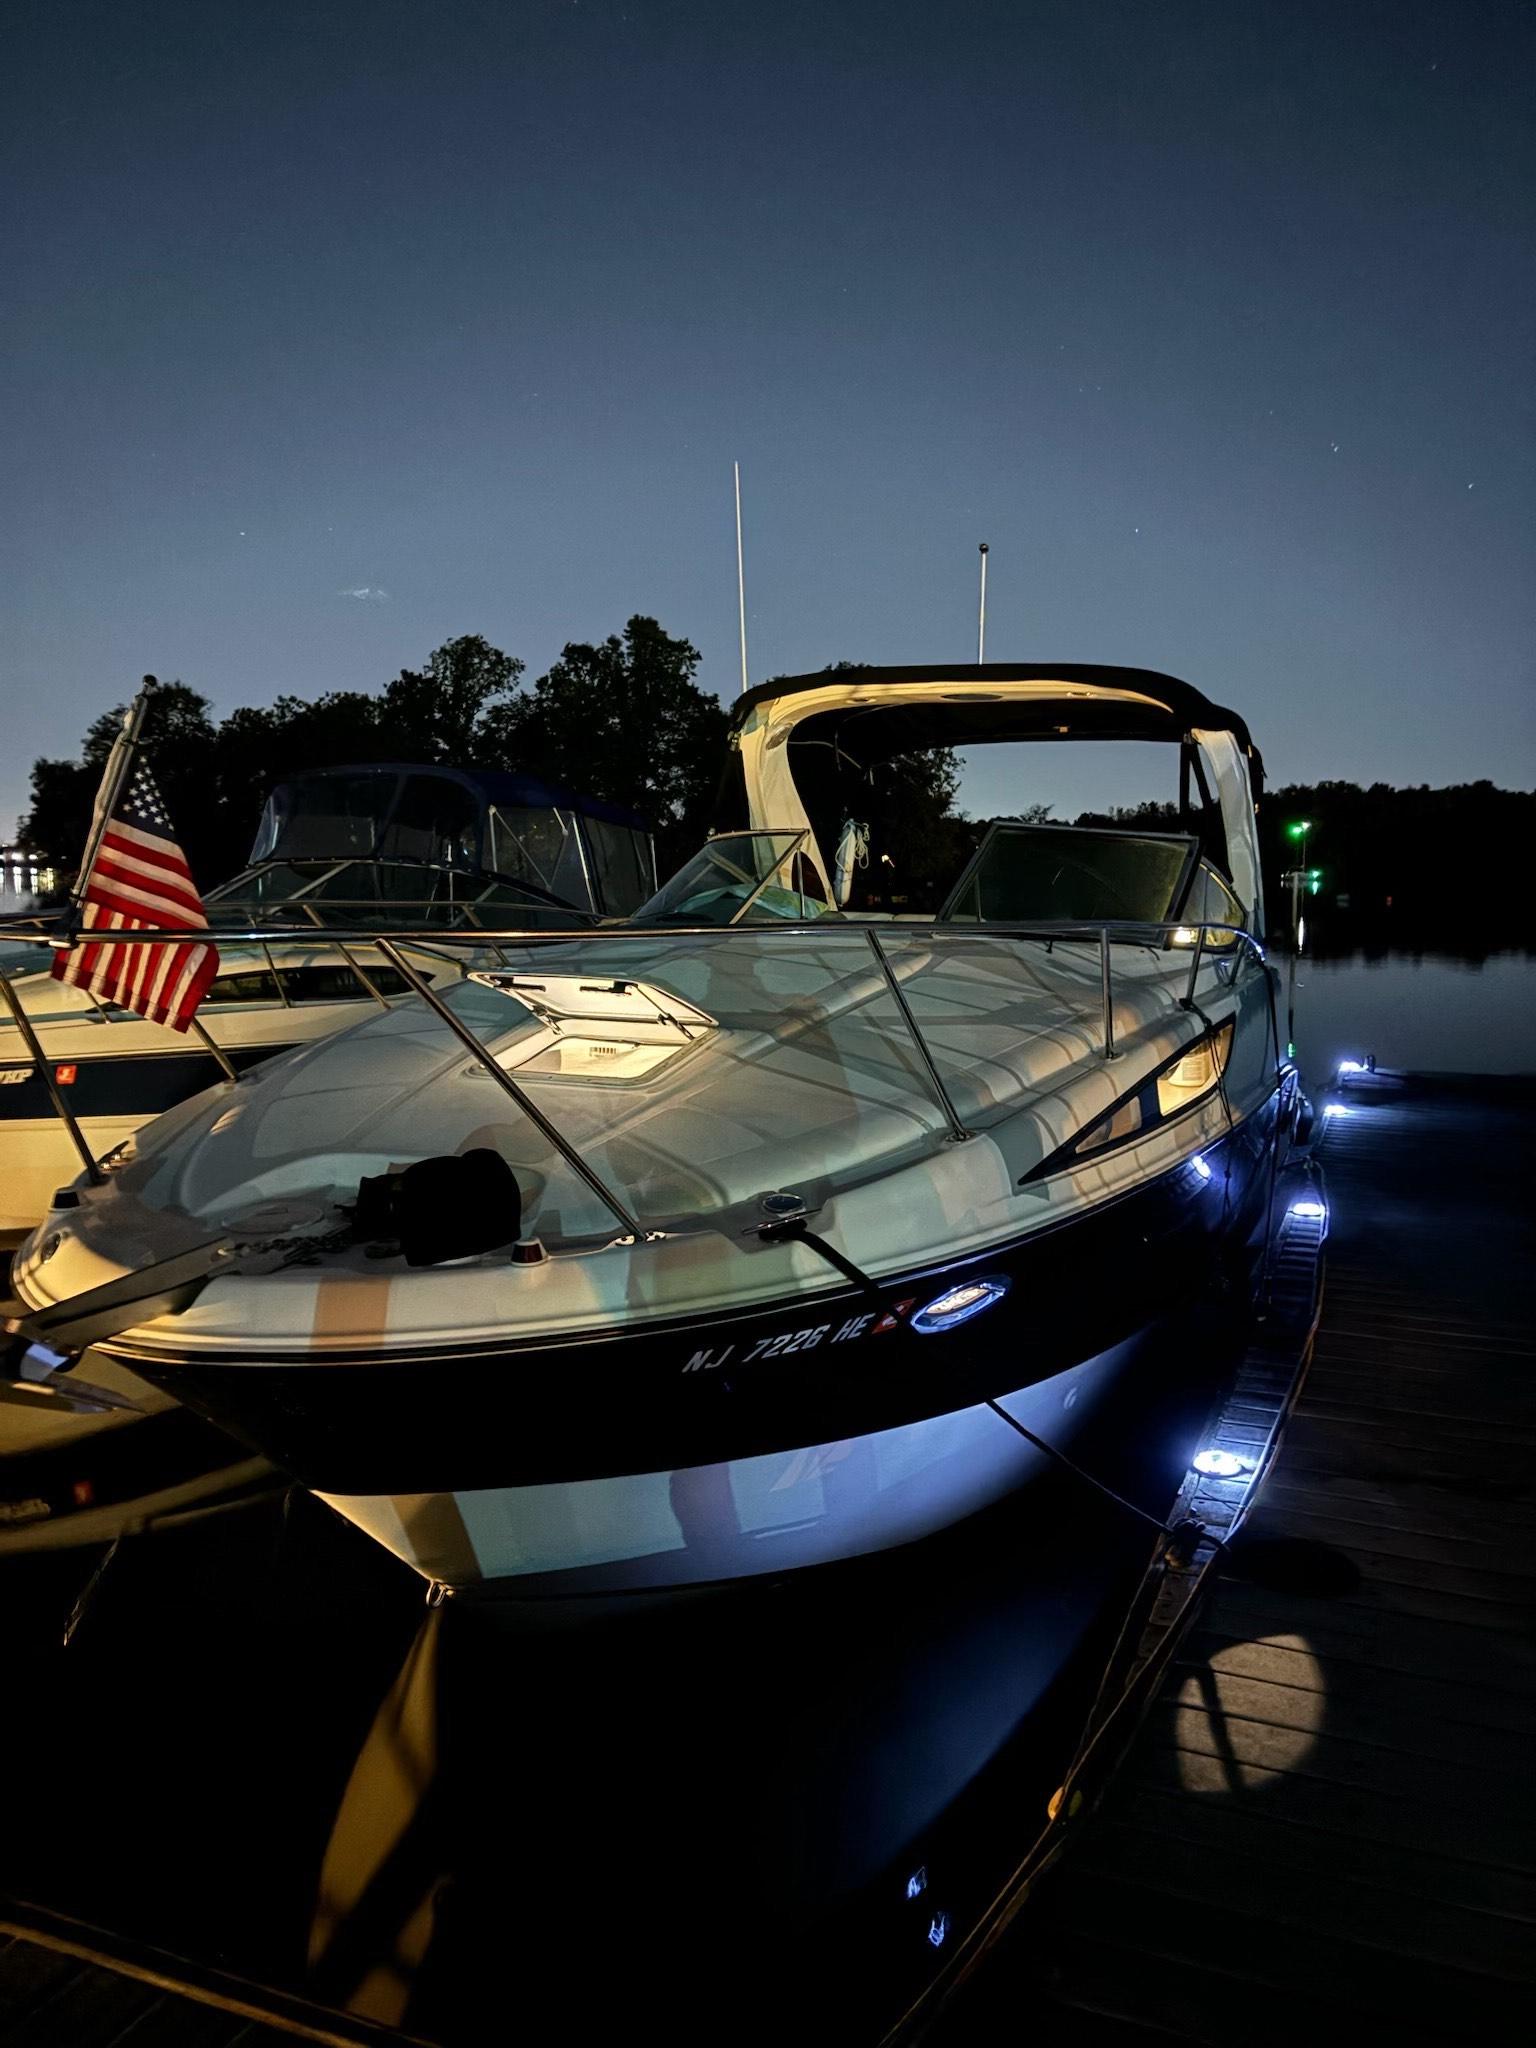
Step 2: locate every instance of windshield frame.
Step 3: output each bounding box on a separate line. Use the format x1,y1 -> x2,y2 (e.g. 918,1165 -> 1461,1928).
631,829 -> 826,927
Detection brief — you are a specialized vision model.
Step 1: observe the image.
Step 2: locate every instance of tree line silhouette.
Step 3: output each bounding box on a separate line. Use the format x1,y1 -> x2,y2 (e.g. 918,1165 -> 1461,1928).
19,636 -> 1533,945
19,619 -> 728,887
1079,781 -> 1535,946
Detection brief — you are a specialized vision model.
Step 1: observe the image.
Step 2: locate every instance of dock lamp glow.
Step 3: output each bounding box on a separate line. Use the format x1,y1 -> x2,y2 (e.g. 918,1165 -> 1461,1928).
1191,1448 -> 1248,1478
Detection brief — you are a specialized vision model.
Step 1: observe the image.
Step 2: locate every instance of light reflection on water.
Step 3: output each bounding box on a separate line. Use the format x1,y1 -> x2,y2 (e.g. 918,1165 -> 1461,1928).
1286,950 -> 1536,1081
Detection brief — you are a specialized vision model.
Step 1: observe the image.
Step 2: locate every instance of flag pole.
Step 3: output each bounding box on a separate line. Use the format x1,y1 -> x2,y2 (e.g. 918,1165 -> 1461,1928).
977,543 -> 989,665
62,675 -> 237,1082
20,677 -> 160,1184
69,677 -> 157,926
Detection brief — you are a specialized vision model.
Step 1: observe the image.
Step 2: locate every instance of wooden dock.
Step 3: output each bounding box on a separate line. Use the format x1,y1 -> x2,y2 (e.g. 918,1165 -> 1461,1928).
3,1074 -> 1531,2045
937,1073 -> 1536,2045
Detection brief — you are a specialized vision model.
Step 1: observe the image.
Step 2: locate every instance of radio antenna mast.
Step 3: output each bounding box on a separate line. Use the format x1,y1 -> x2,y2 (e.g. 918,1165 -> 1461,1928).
734,461 -> 749,695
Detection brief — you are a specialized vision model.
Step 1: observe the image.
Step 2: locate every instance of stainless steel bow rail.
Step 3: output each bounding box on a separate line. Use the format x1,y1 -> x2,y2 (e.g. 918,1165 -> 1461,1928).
0,916 -> 1267,1223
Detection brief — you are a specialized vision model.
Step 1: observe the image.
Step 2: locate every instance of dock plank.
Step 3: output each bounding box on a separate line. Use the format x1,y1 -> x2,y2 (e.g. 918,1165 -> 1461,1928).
944,1076 -> 1536,2045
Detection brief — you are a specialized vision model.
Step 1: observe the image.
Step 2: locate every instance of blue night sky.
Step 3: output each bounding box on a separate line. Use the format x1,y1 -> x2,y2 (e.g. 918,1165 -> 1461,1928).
3,0 -> 1532,839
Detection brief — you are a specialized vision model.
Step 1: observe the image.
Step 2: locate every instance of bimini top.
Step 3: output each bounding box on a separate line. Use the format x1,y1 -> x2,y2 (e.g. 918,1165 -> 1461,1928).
726,662 -> 1267,929
732,664 -> 1261,776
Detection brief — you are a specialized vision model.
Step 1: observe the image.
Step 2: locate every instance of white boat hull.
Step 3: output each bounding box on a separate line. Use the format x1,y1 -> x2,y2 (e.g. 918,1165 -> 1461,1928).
316,1336 -> 1138,1594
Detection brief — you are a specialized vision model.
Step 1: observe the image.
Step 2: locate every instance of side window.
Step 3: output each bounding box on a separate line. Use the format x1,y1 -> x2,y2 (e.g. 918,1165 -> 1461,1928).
1156,1022 -> 1234,1115
204,971 -> 280,1005
204,964 -> 416,1006
1075,1023 -> 1232,1155
1180,862 -> 1245,948
1074,1096 -> 1144,1156
282,964 -> 413,1002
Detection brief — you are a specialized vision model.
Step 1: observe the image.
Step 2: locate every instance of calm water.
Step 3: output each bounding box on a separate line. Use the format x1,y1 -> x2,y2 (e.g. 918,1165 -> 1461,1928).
1288,950 -> 1536,1081
3,1313 -> 1237,2046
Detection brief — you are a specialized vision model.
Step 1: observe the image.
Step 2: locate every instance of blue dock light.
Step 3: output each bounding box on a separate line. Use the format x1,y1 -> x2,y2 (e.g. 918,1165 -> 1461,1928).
1337,1059 -> 1365,1075
1192,1448 -> 1247,1478
905,1866 -> 928,1901
1289,1197 -> 1327,1221
927,1910 -> 950,1949
1190,1153 -> 1214,1182
911,1275 -> 1009,1334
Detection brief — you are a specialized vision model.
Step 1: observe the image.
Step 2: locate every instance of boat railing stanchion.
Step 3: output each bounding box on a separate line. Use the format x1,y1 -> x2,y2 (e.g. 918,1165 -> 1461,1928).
862,926 -> 972,1143
186,1013 -> 239,1084
370,935 -> 653,1243
0,968 -> 105,1183
1099,926 -> 1120,1061
259,938 -> 293,1008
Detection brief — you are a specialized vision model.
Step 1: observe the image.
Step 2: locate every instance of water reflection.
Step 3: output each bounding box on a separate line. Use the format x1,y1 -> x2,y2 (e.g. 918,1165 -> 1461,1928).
1284,949 -> 1536,1081
0,1308 -> 1244,2043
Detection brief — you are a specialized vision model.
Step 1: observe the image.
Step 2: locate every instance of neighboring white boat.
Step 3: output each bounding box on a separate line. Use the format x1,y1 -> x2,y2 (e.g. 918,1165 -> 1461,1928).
1,761 -> 653,1553
0,762 -> 654,1230
7,667 -> 1305,1594
0,1352 -> 269,1556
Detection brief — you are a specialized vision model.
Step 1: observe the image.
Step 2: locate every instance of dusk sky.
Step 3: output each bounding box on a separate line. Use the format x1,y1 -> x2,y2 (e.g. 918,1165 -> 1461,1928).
4,0 -> 1532,841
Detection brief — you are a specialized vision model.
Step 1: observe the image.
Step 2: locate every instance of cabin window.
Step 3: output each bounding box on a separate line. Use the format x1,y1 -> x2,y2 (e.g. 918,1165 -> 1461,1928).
203,964 -> 416,1006
1074,1096 -> 1144,1155
1156,1022 -> 1234,1116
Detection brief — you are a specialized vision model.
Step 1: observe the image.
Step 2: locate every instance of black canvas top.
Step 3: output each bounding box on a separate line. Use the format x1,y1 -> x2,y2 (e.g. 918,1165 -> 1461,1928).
731,664 -> 1260,772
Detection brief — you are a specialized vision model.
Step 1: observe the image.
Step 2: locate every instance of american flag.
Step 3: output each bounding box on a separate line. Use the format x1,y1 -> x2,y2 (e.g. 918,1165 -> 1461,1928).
51,754 -> 219,1032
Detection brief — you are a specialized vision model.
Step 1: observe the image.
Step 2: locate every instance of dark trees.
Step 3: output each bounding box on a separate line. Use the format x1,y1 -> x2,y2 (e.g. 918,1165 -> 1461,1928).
483,617 -> 729,872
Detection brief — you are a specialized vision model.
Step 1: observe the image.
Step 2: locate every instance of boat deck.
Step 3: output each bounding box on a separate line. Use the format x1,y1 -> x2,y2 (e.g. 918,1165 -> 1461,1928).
2,1074 -> 1531,2045
935,1072 -> 1536,2044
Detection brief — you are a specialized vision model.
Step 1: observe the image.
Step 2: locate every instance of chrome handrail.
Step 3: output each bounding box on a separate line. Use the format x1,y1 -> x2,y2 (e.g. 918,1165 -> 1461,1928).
0,915 -> 1265,949
1,917 -> 1264,1235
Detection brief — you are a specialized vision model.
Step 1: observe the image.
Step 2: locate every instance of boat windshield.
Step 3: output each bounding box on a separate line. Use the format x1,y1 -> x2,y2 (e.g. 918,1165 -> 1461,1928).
941,823 -> 1198,925
634,832 -> 834,926
249,771 -> 483,869
246,769 -> 653,917
205,859 -> 592,930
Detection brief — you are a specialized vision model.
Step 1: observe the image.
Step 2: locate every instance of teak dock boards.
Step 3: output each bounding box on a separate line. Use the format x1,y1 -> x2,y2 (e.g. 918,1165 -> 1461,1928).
1,1075 -> 1530,2045
934,1073 -> 1536,2046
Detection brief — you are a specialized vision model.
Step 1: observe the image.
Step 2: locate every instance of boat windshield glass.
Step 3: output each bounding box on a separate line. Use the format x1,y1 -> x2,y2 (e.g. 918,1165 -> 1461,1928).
374,775 -> 482,869
206,860 -> 591,930
941,823 -> 1197,925
634,832 -> 831,926
249,774 -> 401,863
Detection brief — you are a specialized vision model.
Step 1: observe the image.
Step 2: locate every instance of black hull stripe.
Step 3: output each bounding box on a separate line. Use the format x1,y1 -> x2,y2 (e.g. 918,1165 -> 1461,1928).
0,1044 -> 296,1122
123,1109 -> 1282,1496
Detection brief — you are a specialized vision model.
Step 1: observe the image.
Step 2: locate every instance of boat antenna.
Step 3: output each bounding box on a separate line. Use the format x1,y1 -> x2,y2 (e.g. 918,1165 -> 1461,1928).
734,460 -> 749,695
977,542 -> 989,665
